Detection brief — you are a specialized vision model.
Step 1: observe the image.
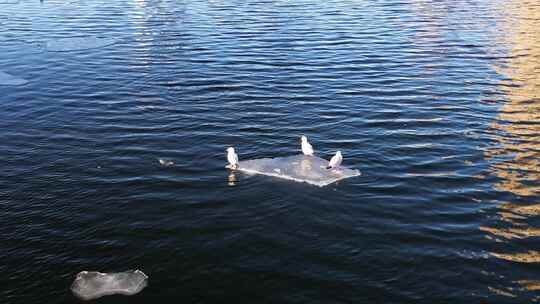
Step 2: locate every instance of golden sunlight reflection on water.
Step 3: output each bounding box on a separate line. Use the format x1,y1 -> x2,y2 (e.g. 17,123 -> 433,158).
481,0 -> 540,298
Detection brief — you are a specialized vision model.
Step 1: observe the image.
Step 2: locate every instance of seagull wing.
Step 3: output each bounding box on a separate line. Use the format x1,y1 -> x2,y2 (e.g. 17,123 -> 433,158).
302,142 -> 314,155
335,153 -> 342,167
328,154 -> 338,168
228,152 -> 238,165
307,143 -> 314,155
328,153 -> 342,168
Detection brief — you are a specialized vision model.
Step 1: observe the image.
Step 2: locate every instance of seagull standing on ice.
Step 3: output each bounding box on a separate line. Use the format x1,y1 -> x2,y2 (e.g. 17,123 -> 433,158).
301,135 -> 314,156
226,147 -> 239,169
326,151 -> 343,169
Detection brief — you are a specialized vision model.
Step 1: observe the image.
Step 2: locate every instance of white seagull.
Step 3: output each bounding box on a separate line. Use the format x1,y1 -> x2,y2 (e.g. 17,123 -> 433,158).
326,151 -> 343,169
301,135 -> 314,156
226,147 -> 239,169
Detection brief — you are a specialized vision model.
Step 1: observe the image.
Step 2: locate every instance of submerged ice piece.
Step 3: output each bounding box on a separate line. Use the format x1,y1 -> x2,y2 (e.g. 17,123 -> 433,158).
237,154 -> 360,187
45,37 -> 116,52
0,71 -> 28,86
71,270 -> 148,300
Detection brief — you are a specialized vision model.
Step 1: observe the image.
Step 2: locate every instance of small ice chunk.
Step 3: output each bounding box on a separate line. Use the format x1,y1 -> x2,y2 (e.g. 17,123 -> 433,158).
0,71 -> 28,86
71,270 -> 148,300
237,154 -> 360,187
45,36 -> 116,52
158,158 -> 174,167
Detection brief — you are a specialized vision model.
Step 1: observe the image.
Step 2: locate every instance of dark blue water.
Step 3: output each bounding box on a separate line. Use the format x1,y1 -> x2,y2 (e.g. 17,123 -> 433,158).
1,0 -> 539,303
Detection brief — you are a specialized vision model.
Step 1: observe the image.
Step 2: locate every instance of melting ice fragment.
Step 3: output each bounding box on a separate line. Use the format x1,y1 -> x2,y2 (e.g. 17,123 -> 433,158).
158,158 -> 174,167
0,71 -> 28,86
45,36 -> 116,52
236,154 -> 360,187
71,270 -> 148,300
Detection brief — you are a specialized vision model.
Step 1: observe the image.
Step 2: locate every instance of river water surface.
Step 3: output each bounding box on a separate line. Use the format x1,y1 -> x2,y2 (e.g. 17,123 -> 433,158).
1,0 -> 539,303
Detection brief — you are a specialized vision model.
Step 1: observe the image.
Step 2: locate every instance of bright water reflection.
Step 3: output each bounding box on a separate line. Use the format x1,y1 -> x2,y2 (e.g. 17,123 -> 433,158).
481,0 -> 540,299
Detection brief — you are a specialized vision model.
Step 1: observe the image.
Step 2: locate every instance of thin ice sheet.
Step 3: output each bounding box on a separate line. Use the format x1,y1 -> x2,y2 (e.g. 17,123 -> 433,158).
237,154 -> 360,187
71,270 -> 148,300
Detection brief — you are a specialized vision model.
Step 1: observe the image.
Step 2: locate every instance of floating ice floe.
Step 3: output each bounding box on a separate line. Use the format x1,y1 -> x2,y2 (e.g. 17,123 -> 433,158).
0,71 -> 28,86
71,270 -> 148,300
235,154 -> 360,187
45,36 -> 116,52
